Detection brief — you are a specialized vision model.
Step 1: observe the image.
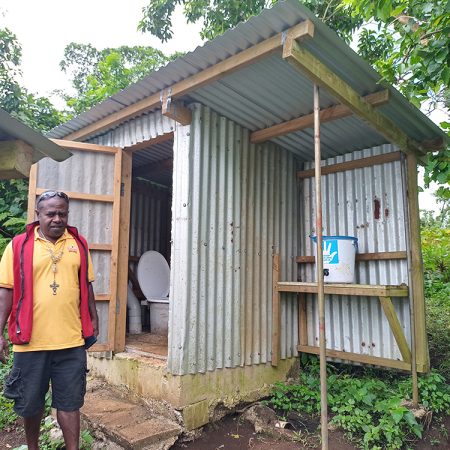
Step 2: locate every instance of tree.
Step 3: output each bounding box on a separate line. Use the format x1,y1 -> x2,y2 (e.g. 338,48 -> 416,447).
343,0 -> 450,193
0,28 -> 66,131
60,44 -> 179,115
138,0 -> 362,43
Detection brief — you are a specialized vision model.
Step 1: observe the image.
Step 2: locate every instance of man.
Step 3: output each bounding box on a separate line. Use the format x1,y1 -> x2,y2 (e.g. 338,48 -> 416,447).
0,190 -> 99,450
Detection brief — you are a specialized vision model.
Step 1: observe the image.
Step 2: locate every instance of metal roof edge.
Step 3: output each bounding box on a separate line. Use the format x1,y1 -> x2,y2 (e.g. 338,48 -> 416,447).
0,109 -> 72,162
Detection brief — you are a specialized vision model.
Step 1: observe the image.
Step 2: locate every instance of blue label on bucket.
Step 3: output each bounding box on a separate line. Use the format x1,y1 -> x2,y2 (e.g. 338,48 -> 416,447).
323,239 -> 339,264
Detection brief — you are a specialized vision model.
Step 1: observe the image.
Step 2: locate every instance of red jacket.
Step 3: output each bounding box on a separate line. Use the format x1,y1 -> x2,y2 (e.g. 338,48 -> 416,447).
9,222 -> 94,345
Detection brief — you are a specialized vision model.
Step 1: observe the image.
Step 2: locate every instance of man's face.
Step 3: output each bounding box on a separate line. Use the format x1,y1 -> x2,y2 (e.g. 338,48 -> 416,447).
36,197 -> 69,241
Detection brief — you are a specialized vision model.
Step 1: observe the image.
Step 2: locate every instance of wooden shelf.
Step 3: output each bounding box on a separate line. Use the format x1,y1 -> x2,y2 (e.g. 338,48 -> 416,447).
276,282 -> 408,298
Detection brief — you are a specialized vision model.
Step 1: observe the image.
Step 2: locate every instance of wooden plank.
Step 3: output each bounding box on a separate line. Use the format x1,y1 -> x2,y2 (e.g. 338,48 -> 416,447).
297,251 -> 407,264
88,343 -> 109,352
161,97 -> 192,125
272,254 -> 281,366
114,150 -> 133,352
64,21 -> 315,141
298,293 -> 308,346
106,148 -> 123,351
282,37 -> 424,155
0,140 -> 33,179
124,132 -> 174,153
277,282 -> 409,297
89,243 -> 113,251
50,139 -> 120,153
379,296 -> 411,363
95,294 -> 111,301
35,188 -> 114,203
297,152 -> 402,179
251,90 -> 389,144
406,153 -> 429,371
298,345 -> 412,371
27,164 -> 38,221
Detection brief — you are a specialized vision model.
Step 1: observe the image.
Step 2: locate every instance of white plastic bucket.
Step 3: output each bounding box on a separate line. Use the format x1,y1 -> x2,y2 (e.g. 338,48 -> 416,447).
311,236 -> 358,283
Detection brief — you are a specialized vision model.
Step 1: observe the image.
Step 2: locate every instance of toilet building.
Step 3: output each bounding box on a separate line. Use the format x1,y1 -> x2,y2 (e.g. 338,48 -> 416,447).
30,1 -> 446,429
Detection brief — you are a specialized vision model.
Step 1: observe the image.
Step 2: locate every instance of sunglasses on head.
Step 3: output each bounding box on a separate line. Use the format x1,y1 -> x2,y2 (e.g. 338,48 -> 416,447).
36,191 -> 69,205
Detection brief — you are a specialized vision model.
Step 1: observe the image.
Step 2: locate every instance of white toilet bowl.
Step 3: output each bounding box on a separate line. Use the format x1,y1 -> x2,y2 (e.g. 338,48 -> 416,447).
137,250 -> 170,335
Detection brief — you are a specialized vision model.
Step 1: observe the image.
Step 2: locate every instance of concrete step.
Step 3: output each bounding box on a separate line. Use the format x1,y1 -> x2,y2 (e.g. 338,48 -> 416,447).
81,379 -> 182,450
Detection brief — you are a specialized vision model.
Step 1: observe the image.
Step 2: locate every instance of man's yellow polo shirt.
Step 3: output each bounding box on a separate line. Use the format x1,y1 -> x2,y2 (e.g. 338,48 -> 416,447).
0,227 -> 95,352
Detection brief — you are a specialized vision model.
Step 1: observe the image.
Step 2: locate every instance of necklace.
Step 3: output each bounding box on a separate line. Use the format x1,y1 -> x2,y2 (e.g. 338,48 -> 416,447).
39,229 -> 66,295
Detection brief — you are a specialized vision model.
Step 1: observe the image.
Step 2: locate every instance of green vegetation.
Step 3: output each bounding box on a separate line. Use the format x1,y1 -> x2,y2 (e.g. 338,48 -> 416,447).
267,358 -> 450,449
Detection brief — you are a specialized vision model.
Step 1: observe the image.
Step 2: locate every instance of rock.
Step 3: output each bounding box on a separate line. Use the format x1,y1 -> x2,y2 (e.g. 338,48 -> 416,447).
242,404 -> 278,433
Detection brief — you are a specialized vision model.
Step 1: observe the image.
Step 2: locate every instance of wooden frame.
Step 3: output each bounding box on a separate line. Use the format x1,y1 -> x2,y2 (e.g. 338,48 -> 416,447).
297,152 -> 402,179
251,90 -> 389,144
63,21 -> 315,141
296,251 -> 407,264
405,153 -> 429,371
50,139 -> 120,153
282,36 -> 424,155
272,256 -> 416,371
29,147 -> 123,353
114,150 -> 132,351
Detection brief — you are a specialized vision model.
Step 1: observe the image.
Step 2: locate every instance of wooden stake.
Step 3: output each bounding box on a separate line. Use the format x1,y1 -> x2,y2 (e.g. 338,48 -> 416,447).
314,84 -> 328,449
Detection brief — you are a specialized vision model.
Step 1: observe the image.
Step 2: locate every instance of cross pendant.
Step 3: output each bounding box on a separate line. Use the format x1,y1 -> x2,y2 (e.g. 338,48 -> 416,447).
50,280 -> 59,295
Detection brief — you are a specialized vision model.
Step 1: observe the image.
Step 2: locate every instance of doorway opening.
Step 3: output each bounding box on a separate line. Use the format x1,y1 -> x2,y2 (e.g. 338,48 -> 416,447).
125,135 -> 173,360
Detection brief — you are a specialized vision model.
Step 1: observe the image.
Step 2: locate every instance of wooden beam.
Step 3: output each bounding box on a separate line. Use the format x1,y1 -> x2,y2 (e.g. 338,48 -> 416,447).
133,158 -> 173,178
115,150 -> 133,352
296,251 -> 407,264
406,153 -> 430,371
282,37 -> 424,155
123,132 -> 174,154
379,296 -> 411,363
27,164 -> 38,221
161,97 -> 192,125
50,139 -> 120,153
251,90 -> 390,144
276,282 -> 408,298
0,140 -> 33,179
297,151 -> 402,179
35,188 -> 114,203
89,243 -> 113,251
298,293 -> 308,346
64,21 -> 315,141
298,345 -> 412,371
272,254 -> 281,366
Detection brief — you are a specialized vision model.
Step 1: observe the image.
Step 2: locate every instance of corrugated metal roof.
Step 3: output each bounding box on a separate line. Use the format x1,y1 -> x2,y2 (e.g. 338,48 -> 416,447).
0,108 -> 71,162
48,0 -> 446,157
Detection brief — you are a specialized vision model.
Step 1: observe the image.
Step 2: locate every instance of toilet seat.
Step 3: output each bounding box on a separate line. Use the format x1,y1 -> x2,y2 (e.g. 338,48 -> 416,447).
137,251 -> 170,302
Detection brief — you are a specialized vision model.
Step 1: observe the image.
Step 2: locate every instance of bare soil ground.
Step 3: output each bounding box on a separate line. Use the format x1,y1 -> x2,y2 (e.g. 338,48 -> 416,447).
1,413 -> 449,449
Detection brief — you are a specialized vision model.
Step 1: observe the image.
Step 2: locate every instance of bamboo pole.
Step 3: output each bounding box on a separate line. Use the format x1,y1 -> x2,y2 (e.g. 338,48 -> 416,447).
314,84 -> 328,449
401,153 -> 419,406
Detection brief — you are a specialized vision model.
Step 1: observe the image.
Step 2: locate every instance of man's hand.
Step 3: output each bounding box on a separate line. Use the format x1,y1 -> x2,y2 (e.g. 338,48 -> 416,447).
0,287 -> 13,364
0,335 -> 9,364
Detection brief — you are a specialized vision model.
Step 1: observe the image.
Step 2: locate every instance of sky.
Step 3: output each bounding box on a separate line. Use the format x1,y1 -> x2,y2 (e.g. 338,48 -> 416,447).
0,0 -> 204,98
0,0 -> 442,211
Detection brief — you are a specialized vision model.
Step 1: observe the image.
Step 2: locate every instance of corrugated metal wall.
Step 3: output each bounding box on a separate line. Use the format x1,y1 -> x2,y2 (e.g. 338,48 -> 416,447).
129,180 -> 171,264
169,104 -> 299,375
91,111 -> 175,148
299,145 -> 410,361
35,151 -> 116,346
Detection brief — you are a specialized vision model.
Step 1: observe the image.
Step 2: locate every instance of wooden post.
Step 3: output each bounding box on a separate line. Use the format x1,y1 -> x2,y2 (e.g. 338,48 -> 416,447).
298,293 -> 308,346
314,84 -> 328,449
404,152 -> 429,405
114,149 -> 133,352
272,254 -> 281,366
